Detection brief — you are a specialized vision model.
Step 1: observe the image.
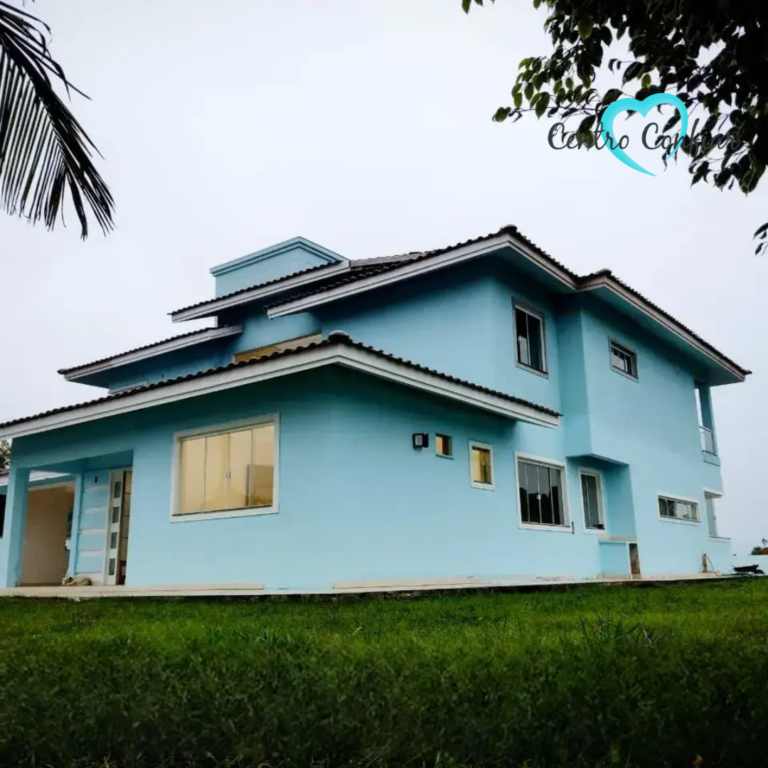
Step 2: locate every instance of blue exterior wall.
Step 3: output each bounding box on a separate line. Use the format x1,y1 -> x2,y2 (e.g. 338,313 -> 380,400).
318,261 -> 562,413
2,368 -> 599,588
6,252 -> 734,587
1,358 -> 729,589
211,239 -> 343,297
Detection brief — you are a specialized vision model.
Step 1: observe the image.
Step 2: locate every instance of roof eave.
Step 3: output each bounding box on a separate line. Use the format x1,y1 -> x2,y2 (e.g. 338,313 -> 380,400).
59,325 -> 243,382
169,262 -> 353,323
267,232 -> 577,318
0,339 -> 559,440
577,277 -> 749,382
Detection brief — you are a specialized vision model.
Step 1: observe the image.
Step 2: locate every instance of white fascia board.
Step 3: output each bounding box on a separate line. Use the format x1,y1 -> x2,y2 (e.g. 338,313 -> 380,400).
267,233 -> 578,318
578,276 -> 747,381
170,263 -> 352,322
1,346 -> 558,439
335,347 -> 559,428
0,470 -> 72,488
62,326 -> 244,382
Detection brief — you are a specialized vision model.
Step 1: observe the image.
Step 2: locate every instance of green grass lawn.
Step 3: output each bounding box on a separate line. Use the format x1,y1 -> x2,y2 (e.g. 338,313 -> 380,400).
2,579 -> 768,767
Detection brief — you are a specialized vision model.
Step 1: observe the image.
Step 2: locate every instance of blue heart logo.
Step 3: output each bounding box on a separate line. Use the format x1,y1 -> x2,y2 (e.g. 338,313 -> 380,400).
600,93 -> 688,176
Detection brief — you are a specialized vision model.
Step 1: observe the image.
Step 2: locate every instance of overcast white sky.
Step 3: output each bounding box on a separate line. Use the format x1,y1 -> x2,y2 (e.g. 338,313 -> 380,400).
1,1 -> 765,553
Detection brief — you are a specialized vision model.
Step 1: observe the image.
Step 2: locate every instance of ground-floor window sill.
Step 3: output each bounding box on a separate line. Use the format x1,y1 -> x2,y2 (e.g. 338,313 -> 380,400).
170,507 -> 279,523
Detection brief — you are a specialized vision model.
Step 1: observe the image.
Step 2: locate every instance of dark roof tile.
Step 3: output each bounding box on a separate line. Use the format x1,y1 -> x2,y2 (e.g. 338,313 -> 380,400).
57,326 -> 240,375
0,332 -> 558,430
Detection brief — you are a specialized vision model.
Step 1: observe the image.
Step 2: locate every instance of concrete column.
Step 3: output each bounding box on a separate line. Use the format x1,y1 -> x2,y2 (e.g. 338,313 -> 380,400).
0,465 -> 29,587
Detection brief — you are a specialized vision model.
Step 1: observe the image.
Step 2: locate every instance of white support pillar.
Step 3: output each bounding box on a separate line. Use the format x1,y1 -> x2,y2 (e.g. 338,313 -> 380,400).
0,465 -> 29,587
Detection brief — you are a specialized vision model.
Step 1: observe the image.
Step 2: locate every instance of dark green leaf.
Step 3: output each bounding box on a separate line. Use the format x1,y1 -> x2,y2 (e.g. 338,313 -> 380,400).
577,19 -> 593,39
493,107 -> 511,123
535,92 -> 550,117
622,62 -> 643,83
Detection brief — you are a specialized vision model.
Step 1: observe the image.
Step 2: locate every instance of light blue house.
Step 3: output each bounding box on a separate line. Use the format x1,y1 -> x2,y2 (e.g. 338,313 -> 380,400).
0,226 -> 749,590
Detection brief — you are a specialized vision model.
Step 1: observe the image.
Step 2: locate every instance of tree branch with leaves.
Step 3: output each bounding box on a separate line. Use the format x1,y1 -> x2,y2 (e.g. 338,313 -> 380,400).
463,0 -> 768,254
0,1 -> 113,238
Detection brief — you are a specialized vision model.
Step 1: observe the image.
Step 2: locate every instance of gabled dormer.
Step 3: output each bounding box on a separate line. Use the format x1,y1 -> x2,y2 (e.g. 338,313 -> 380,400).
209,237 -> 347,298
58,237 -> 350,393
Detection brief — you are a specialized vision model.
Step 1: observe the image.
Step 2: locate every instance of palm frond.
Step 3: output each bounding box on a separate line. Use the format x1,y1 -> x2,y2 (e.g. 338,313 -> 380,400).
0,1 -> 114,238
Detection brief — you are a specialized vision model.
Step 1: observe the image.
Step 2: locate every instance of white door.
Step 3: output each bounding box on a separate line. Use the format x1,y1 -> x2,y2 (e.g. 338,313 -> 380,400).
104,470 -> 128,586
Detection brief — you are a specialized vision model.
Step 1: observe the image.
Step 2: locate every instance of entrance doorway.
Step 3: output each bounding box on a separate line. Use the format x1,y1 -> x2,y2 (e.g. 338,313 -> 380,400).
20,483 -> 75,586
629,543 -> 642,578
104,469 -> 133,586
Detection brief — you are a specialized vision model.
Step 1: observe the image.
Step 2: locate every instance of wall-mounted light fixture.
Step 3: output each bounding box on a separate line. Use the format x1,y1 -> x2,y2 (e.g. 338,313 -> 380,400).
412,433 -> 429,449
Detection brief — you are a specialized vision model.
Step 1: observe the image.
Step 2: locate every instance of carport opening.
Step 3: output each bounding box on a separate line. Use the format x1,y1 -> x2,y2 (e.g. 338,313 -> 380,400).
20,483 -> 75,586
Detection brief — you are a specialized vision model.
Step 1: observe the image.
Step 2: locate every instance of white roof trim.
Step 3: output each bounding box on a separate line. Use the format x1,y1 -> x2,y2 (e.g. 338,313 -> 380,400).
0,470 -> 72,488
170,263 -> 352,322
1,344 -> 559,439
267,234 -> 529,318
577,276 -> 747,381
265,234 -> 744,381
61,325 -> 243,381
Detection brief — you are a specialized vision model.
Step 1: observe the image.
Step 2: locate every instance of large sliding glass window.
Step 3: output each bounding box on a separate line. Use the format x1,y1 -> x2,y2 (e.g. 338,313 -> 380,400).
517,458 -> 567,527
177,421 -> 276,516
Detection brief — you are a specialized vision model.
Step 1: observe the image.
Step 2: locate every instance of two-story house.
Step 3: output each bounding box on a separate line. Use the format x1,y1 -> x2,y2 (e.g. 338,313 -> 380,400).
0,226 -> 749,590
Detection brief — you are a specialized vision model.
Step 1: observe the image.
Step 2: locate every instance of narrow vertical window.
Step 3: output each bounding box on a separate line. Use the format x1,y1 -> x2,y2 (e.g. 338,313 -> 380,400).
580,471 -> 605,530
515,306 -> 547,374
436,434 -> 453,458
469,443 -> 494,489
705,493 -> 720,537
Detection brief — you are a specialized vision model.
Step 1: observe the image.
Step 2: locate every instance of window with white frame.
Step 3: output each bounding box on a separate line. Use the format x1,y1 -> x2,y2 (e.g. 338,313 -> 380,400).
176,421 -> 276,516
580,470 -> 605,531
658,495 -> 699,523
469,442 -> 494,489
517,458 -> 567,527
610,341 -> 638,379
436,434 -> 453,458
514,305 -> 547,374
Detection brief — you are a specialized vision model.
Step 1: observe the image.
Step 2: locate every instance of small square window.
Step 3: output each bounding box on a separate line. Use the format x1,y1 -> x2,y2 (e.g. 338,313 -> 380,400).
515,305 -> 547,374
469,442 -> 494,489
436,434 -> 453,457
610,341 -> 638,379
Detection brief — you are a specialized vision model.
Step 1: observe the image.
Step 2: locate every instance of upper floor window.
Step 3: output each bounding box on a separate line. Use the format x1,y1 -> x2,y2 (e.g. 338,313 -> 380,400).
234,333 -> 323,364
658,495 -> 699,523
175,419 -> 276,518
610,340 -> 638,380
514,305 -> 547,374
